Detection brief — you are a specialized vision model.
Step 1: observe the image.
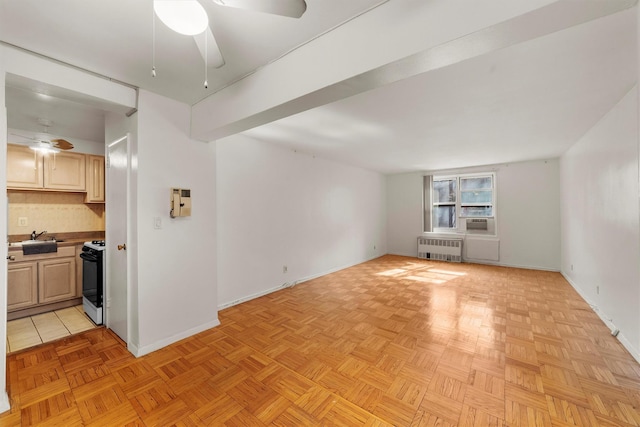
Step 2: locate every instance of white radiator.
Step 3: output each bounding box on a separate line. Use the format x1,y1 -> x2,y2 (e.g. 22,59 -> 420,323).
417,236 -> 463,263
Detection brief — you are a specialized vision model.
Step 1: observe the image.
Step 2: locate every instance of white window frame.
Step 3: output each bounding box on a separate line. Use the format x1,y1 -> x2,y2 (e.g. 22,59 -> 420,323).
431,175 -> 458,231
427,172 -> 496,234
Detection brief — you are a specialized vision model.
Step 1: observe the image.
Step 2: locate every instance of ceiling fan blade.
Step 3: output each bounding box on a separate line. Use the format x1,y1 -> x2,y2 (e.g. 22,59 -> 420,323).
10,133 -> 39,142
194,27 -> 225,69
212,0 -> 307,18
51,139 -> 74,150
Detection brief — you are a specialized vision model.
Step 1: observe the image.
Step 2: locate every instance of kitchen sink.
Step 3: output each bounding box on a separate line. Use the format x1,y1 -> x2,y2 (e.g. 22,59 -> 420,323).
20,240 -> 58,255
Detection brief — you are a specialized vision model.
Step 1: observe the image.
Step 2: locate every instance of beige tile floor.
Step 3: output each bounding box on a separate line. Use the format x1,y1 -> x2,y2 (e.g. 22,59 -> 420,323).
6,305 -> 98,353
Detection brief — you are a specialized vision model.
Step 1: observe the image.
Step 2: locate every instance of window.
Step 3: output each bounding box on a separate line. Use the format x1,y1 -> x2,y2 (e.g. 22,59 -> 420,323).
432,178 -> 457,229
460,176 -> 493,218
425,173 -> 495,232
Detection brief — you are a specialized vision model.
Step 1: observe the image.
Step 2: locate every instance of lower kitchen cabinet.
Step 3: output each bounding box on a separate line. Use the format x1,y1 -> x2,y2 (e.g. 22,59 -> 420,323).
7,261 -> 38,311
7,246 -> 78,314
38,257 -> 76,304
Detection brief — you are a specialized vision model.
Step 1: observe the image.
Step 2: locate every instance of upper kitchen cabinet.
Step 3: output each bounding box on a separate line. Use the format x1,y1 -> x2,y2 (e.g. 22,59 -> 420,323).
85,155 -> 105,203
6,144 -> 44,189
7,143 -> 86,192
44,151 -> 86,191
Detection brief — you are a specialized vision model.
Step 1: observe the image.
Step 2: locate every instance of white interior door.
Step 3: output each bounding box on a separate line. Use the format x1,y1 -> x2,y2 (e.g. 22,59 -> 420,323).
106,135 -> 128,342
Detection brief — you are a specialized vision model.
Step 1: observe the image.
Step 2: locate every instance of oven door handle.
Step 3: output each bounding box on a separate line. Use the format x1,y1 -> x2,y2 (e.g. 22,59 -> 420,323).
80,252 -> 99,262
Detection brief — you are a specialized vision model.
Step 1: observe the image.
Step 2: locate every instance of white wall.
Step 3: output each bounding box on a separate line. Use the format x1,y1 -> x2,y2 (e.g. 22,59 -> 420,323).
133,90 -> 218,355
216,134 -> 387,307
560,87 -> 640,360
386,159 -> 561,271
497,159 -> 560,269
386,172 -> 424,257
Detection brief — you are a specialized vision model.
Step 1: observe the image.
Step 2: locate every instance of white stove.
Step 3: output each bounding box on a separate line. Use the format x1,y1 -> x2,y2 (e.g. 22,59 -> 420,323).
80,240 -> 106,325
84,240 -> 106,250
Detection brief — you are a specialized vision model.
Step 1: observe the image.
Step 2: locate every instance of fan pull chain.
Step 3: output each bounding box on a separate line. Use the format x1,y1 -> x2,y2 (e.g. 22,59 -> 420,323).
204,29 -> 208,89
152,1 -> 157,77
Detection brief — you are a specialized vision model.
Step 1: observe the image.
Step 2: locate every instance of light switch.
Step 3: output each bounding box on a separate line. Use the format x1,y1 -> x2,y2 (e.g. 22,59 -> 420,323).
154,217 -> 162,229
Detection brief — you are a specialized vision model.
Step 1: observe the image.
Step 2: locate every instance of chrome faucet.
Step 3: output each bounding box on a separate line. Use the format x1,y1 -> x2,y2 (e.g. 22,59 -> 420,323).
31,230 -> 47,240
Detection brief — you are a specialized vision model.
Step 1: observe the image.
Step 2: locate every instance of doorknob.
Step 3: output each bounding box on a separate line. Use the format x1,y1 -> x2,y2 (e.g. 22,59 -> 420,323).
117,244 -> 127,251
6,255 -> 15,261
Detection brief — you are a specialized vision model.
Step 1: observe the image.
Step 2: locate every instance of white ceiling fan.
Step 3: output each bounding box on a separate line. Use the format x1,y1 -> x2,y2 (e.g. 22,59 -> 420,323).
153,0 -> 307,79
10,118 -> 74,153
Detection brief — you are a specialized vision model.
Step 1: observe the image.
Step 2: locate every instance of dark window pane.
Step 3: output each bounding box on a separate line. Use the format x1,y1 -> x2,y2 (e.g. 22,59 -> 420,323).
460,206 -> 493,217
433,179 -> 456,203
433,205 -> 456,228
461,177 -> 492,190
461,190 -> 492,204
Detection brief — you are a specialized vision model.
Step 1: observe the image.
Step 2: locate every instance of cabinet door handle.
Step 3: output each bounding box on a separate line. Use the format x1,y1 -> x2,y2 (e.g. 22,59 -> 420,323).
6,255 -> 15,261
117,244 -> 127,251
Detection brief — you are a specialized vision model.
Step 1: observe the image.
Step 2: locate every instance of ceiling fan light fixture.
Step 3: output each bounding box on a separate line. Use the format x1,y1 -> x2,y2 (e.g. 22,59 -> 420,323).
29,142 -> 60,154
154,0 -> 209,36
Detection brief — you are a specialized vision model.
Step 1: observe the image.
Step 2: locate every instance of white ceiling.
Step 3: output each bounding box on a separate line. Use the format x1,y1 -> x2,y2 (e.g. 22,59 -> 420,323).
1,1 -> 638,174
245,6 -> 638,173
5,84 -> 107,142
0,0 -> 386,104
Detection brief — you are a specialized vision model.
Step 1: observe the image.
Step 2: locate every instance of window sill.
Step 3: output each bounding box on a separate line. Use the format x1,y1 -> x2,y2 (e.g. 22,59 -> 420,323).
423,231 -> 497,238
423,231 -> 465,238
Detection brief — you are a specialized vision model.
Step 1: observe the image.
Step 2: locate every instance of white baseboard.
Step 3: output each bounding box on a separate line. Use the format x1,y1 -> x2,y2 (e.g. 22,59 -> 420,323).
218,284 -> 286,311
0,391 -> 9,414
218,255 -> 382,310
388,251 -> 560,272
561,271 -> 640,364
128,342 -> 140,357
129,318 -> 221,358
387,251 -> 418,258
465,259 -> 560,272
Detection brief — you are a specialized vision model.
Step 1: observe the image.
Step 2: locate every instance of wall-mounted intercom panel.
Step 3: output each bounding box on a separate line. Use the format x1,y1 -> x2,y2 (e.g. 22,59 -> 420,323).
170,188 -> 192,218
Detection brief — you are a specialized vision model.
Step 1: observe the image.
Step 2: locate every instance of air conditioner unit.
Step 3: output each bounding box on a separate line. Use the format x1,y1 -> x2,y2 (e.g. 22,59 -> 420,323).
464,218 -> 495,234
466,218 -> 487,230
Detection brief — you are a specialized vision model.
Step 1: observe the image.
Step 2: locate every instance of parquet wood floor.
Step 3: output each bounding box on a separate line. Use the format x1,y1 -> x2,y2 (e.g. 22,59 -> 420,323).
2,255 -> 640,426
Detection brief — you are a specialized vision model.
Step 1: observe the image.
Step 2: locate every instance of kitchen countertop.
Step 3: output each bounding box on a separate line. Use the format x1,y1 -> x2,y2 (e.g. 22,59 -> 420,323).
8,232 -> 104,252
8,239 -> 95,251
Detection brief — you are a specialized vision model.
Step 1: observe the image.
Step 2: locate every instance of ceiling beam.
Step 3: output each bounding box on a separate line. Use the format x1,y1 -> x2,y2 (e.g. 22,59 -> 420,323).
2,44 -> 137,114
192,0 -> 636,142
191,0 -> 574,141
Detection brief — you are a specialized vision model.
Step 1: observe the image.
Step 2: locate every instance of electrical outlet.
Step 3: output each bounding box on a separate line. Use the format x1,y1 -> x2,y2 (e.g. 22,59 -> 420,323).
596,286 -> 599,295
18,217 -> 28,227
283,265 -> 288,273
154,217 -> 162,229
373,245 -> 376,250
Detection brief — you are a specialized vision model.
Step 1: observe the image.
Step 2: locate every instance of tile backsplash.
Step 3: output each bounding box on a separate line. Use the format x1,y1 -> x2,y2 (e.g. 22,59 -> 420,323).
8,191 -> 105,235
